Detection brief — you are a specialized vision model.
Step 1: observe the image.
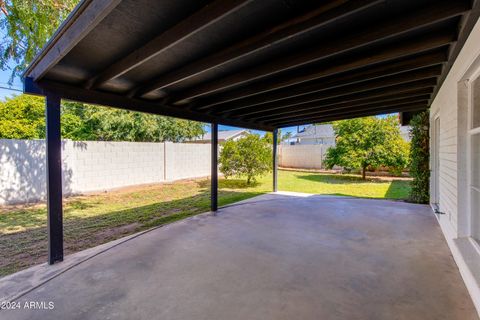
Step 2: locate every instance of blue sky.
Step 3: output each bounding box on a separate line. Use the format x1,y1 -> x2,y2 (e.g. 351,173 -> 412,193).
0,68 -> 23,100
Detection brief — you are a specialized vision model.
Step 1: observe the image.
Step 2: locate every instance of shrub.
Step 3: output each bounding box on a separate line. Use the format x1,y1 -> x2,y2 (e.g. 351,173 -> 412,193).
408,111 -> 430,203
219,134 -> 272,184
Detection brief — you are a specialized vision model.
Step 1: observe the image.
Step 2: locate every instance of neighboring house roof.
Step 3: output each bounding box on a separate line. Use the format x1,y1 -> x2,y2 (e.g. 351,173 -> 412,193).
400,126 -> 410,136
293,124 -> 411,142
193,129 -> 248,142
292,124 -> 335,139
400,126 -> 412,141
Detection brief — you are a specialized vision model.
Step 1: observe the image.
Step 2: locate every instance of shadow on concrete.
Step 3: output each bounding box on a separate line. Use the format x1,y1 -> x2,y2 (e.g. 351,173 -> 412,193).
0,186 -> 265,277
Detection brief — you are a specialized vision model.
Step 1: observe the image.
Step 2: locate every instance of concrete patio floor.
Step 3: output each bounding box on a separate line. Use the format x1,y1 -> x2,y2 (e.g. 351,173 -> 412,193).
1,192 -> 478,320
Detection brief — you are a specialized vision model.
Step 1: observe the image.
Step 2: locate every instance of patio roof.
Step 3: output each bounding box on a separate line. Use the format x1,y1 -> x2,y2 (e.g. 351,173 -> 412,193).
23,0 -> 480,131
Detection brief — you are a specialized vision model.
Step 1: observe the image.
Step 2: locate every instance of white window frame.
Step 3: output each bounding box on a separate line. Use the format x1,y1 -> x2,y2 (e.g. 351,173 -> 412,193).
467,69 -> 480,242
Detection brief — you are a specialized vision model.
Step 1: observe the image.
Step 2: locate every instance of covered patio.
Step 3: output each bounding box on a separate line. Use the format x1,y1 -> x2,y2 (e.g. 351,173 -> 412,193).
8,0 -> 480,318
2,193 -> 478,319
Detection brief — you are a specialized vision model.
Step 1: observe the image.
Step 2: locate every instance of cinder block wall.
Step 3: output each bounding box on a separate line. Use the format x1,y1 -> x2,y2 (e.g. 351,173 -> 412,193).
278,145 -> 329,169
0,139 -> 48,204
164,142 -> 211,181
0,139 -> 211,205
65,141 -> 166,192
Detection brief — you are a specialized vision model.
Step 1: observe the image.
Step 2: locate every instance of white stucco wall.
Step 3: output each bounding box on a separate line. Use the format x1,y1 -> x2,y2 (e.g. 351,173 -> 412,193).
0,139 -> 211,205
429,16 -> 480,315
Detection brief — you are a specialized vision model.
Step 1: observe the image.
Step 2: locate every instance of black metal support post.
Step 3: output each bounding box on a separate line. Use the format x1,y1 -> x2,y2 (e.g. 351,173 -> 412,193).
273,128 -> 278,192
46,93 -> 64,264
211,123 -> 218,212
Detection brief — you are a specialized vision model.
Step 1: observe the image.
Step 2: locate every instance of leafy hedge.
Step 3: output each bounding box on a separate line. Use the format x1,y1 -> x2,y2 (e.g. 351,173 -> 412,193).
408,111 -> 430,203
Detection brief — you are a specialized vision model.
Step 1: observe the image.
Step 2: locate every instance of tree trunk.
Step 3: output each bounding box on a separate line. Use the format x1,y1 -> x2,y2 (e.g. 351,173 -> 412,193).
362,166 -> 366,180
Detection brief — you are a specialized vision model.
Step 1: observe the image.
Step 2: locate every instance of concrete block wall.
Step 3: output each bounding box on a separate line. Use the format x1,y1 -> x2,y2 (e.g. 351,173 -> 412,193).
66,141 -> 166,192
0,139 -> 210,205
0,139 -> 48,204
278,145 -> 329,170
164,142 -> 211,181
1,140 -> 333,205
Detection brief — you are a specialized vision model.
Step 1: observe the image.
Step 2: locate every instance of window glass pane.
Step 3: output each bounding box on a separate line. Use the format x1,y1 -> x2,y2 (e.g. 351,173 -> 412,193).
473,78 -> 480,129
472,189 -> 480,242
473,133 -> 480,188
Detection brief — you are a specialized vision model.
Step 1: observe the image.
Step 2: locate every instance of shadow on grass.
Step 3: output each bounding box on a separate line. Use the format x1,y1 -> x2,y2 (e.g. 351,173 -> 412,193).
296,173 -> 375,184
294,173 -> 411,200
0,188 -> 265,277
384,180 -> 411,200
197,178 -> 261,189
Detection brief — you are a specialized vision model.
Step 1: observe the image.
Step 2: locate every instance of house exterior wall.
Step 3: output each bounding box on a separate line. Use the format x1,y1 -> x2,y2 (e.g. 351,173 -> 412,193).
0,139 -> 211,205
430,17 -> 480,315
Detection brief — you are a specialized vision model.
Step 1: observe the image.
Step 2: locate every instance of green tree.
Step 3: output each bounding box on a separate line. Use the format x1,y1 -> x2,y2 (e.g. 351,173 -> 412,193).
0,0 -> 78,82
0,94 -> 45,139
219,133 -> 272,184
408,111 -> 430,203
324,116 -> 409,179
262,129 -> 281,144
0,94 -> 205,142
80,106 -> 204,142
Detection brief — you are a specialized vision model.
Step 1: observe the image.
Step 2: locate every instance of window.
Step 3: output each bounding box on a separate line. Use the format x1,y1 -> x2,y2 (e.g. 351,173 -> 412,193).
470,78 -> 480,241
474,77 -> 480,129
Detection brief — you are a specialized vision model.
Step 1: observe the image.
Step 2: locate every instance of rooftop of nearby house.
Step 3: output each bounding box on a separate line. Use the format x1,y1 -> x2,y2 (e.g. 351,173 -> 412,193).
292,123 -> 411,141
292,124 -> 335,139
192,129 -> 249,142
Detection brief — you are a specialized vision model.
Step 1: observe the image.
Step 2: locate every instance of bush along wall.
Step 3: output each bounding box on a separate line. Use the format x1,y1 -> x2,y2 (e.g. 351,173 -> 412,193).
408,110 -> 430,203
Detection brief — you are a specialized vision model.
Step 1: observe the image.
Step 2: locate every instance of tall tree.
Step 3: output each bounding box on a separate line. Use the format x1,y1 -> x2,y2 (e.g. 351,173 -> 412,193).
0,94 -> 45,139
324,116 -> 409,179
0,0 -> 78,82
0,94 -> 205,142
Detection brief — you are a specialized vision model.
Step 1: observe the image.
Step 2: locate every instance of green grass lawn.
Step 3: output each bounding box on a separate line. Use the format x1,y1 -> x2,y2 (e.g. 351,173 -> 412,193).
0,170 -> 410,277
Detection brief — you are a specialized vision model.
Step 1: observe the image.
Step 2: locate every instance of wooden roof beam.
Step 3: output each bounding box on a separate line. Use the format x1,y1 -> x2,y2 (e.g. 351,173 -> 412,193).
248,87 -> 434,121
207,55 -> 445,114
192,32 -> 453,111
25,78 -> 274,131
252,93 -> 432,123
235,80 -> 435,120
268,99 -> 429,125
131,0 -> 382,97
170,0 -> 469,103
25,0 -> 122,81
274,104 -> 428,127
221,66 -> 440,118
86,0 -> 255,89
195,50 -> 445,113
